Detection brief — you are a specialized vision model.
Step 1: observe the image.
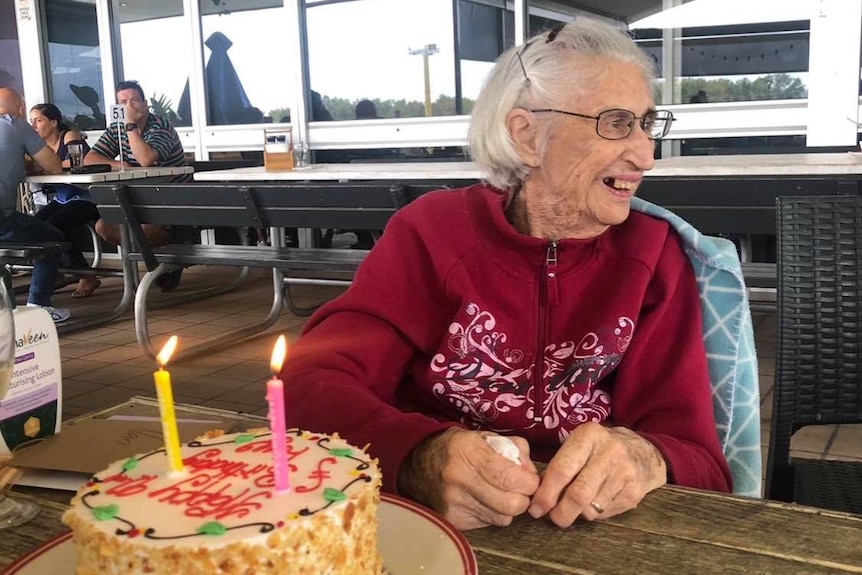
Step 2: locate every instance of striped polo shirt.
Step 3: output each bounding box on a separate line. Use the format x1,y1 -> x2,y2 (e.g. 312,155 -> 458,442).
91,113 -> 186,168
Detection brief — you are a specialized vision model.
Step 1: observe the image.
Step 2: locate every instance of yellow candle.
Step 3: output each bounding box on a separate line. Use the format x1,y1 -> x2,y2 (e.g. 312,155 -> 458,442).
154,336 -> 184,474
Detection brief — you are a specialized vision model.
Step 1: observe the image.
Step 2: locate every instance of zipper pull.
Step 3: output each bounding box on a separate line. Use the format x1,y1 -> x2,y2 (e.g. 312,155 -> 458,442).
546,240 -> 560,306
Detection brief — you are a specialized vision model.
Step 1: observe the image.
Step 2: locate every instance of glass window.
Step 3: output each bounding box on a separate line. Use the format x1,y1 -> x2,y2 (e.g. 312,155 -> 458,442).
200,1 -> 292,126
44,0 -> 106,130
459,0 -> 515,115
0,0 -> 23,94
306,0 -> 502,119
637,22 -> 810,105
118,0 -> 192,127
680,135 -> 807,156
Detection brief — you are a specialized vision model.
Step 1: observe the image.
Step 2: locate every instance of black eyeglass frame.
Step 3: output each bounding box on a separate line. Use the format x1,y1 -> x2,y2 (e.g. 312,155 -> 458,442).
530,108 -> 676,141
515,24 -> 564,80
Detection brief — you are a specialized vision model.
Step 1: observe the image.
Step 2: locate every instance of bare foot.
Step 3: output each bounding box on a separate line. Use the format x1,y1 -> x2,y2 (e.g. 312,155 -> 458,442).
72,277 -> 101,298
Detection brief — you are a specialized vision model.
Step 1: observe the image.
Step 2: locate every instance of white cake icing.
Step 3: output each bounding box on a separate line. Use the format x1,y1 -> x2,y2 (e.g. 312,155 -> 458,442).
63,428 -> 383,575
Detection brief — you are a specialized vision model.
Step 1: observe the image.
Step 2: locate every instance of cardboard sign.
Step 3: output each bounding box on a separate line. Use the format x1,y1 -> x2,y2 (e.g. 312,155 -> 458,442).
0,307 -> 62,455
10,418 -> 223,475
17,0 -> 32,20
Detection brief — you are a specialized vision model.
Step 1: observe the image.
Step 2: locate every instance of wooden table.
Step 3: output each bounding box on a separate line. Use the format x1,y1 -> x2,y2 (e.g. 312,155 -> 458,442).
191,154 -> 862,278
25,165 -> 193,185
192,162 -> 482,182
191,154 -> 862,238
191,153 -> 862,182
2,478 -> 860,574
465,487 -> 862,574
1,398 -> 860,575
193,163 -> 480,247
20,166 -> 194,335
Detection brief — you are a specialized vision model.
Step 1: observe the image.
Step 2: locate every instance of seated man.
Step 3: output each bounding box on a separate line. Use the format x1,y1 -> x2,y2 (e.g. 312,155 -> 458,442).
85,80 -> 187,291
0,88 -> 68,322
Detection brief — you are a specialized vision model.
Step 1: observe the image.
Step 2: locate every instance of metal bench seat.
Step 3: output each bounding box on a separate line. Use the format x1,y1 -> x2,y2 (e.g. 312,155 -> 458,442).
1,241 -> 72,296
89,182 -> 443,362
127,244 -> 366,271
0,241 -> 70,260
130,244 -> 366,321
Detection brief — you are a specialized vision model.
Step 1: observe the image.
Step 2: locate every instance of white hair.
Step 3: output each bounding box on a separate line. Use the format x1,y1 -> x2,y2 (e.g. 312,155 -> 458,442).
468,18 -> 656,193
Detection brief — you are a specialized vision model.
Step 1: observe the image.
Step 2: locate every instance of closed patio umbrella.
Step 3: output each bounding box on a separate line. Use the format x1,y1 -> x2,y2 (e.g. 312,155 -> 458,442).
177,31 -> 252,126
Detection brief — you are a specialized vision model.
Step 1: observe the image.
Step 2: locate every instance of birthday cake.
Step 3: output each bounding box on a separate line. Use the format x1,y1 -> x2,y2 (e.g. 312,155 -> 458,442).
62,429 -> 383,575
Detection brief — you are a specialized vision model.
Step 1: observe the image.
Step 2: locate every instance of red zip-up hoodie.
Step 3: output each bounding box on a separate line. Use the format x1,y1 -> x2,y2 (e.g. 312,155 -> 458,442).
282,184 -> 732,495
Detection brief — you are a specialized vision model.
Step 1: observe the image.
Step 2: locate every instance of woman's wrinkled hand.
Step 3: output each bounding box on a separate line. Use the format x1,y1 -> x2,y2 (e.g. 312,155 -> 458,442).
398,428 -> 541,530
528,423 -> 667,527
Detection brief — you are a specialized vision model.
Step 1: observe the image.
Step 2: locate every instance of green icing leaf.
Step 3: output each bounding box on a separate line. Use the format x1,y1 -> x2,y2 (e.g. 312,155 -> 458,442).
234,434 -> 256,444
121,458 -> 139,472
197,521 -> 227,536
324,487 -> 347,503
328,447 -> 352,457
92,504 -> 119,521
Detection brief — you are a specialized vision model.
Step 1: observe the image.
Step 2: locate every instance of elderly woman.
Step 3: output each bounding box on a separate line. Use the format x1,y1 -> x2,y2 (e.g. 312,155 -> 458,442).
281,19 -> 731,531
29,103 -> 101,298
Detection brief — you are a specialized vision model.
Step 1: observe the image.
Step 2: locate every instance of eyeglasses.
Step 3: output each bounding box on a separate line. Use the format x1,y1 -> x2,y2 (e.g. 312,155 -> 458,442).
530,108 -> 675,141
515,25 -> 563,82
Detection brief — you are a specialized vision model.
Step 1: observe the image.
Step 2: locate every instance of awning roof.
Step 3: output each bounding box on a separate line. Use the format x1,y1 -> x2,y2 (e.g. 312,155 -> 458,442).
630,0 -> 817,29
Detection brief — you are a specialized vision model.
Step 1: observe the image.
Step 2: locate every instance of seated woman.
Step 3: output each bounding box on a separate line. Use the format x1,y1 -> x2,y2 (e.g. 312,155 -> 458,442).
29,103 -> 101,297
281,19 -> 732,531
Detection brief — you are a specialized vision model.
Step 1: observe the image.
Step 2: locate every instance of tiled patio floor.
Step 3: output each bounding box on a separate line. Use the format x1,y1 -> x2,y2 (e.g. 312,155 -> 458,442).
11,262 -> 861,490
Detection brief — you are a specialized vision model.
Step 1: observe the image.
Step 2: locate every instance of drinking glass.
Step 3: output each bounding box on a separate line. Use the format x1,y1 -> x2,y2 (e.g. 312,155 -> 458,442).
294,141 -> 311,170
67,142 -> 85,171
0,274 -> 39,528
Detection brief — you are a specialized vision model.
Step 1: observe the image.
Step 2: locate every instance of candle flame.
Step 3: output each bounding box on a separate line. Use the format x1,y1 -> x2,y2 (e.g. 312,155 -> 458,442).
156,335 -> 179,367
270,335 -> 287,373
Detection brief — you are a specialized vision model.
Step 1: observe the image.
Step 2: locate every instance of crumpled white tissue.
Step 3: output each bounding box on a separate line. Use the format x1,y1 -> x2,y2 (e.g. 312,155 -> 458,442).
485,435 -> 521,466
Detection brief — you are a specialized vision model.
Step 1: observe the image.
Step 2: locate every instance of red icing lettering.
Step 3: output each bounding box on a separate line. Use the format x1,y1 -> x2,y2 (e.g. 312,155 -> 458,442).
236,441 -> 270,453
294,457 -> 337,493
99,439 -> 346,525
286,436 -> 310,461
149,473 -> 272,520
102,472 -> 158,497
184,447 -> 272,481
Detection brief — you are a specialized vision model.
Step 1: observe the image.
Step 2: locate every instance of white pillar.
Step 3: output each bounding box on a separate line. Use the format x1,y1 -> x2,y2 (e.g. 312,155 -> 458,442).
14,0 -> 47,105
806,0 -> 862,146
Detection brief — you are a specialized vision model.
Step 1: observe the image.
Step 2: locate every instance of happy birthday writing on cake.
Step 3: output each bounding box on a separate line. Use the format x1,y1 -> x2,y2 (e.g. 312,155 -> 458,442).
97,437 -> 345,521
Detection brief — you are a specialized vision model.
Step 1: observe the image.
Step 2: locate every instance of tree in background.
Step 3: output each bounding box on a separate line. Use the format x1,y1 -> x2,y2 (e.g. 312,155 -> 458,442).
269,107 -> 290,122
263,74 -> 803,124
150,94 -> 180,125
278,95 -> 476,121
679,73 -> 807,103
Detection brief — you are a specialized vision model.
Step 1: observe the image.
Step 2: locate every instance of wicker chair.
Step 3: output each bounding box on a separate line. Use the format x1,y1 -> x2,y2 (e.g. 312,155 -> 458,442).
765,195 -> 862,513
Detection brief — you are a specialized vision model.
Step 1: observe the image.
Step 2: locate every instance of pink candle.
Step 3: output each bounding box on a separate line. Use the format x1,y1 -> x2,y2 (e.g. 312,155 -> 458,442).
267,335 -> 289,493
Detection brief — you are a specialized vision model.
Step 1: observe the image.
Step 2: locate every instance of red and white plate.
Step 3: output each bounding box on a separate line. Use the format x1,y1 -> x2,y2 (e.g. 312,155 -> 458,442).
1,493 -> 478,575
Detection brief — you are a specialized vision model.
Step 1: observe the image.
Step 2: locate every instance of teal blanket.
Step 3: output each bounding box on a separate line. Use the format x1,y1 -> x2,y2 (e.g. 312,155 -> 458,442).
632,198 -> 762,498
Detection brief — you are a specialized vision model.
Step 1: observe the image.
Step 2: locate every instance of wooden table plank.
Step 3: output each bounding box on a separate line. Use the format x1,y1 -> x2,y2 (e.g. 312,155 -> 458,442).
191,154 -> 862,183
467,512 -> 859,575
0,492 -> 67,568
605,487 -> 862,570
471,549 -> 593,575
